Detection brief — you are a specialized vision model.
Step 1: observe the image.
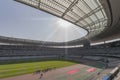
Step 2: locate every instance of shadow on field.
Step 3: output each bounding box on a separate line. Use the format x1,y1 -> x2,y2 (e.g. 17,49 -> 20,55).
0,59 -> 78,65
67,59 -> 105,69
0,58 -> 105,69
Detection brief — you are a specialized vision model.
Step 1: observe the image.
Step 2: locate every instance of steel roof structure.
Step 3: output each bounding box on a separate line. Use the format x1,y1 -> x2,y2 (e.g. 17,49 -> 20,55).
15,0 -> 109,38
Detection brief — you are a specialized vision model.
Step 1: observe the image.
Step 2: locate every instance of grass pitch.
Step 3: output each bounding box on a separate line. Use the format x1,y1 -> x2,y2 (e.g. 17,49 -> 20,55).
0,60 -> 77,79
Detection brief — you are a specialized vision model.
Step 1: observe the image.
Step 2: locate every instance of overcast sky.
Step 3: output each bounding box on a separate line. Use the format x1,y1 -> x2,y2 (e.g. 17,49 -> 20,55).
0,0 -> 87,42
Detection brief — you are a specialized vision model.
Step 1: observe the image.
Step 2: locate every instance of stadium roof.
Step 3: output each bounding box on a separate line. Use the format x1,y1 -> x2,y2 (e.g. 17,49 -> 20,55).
0,0 -> 119,46
15,0 -> 109,38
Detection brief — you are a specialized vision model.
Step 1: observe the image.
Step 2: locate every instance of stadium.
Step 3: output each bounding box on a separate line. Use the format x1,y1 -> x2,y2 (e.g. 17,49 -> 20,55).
0,0 -> 120,80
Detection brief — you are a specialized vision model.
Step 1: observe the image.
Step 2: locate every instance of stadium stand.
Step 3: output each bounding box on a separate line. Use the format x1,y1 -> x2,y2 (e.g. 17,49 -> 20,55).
0,40 -> 120,62
0,45 -> 65,60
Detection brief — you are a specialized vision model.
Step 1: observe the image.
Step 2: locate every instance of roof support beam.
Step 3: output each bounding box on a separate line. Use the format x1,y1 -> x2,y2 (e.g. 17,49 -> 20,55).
62,0 -> 79,17
38,0 -> 41,7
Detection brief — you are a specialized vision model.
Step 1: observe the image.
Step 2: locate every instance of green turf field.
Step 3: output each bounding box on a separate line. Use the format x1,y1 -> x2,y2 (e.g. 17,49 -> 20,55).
0,60 -> 77,79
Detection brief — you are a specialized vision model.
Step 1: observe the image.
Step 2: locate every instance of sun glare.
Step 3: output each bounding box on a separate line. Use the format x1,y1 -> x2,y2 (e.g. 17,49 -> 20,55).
57,19 -> 72,28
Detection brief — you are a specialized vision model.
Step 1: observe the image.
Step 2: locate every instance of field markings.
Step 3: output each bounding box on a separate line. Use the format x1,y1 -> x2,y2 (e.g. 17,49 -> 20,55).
55,67 -> 89,80
67,67 -> 94,80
